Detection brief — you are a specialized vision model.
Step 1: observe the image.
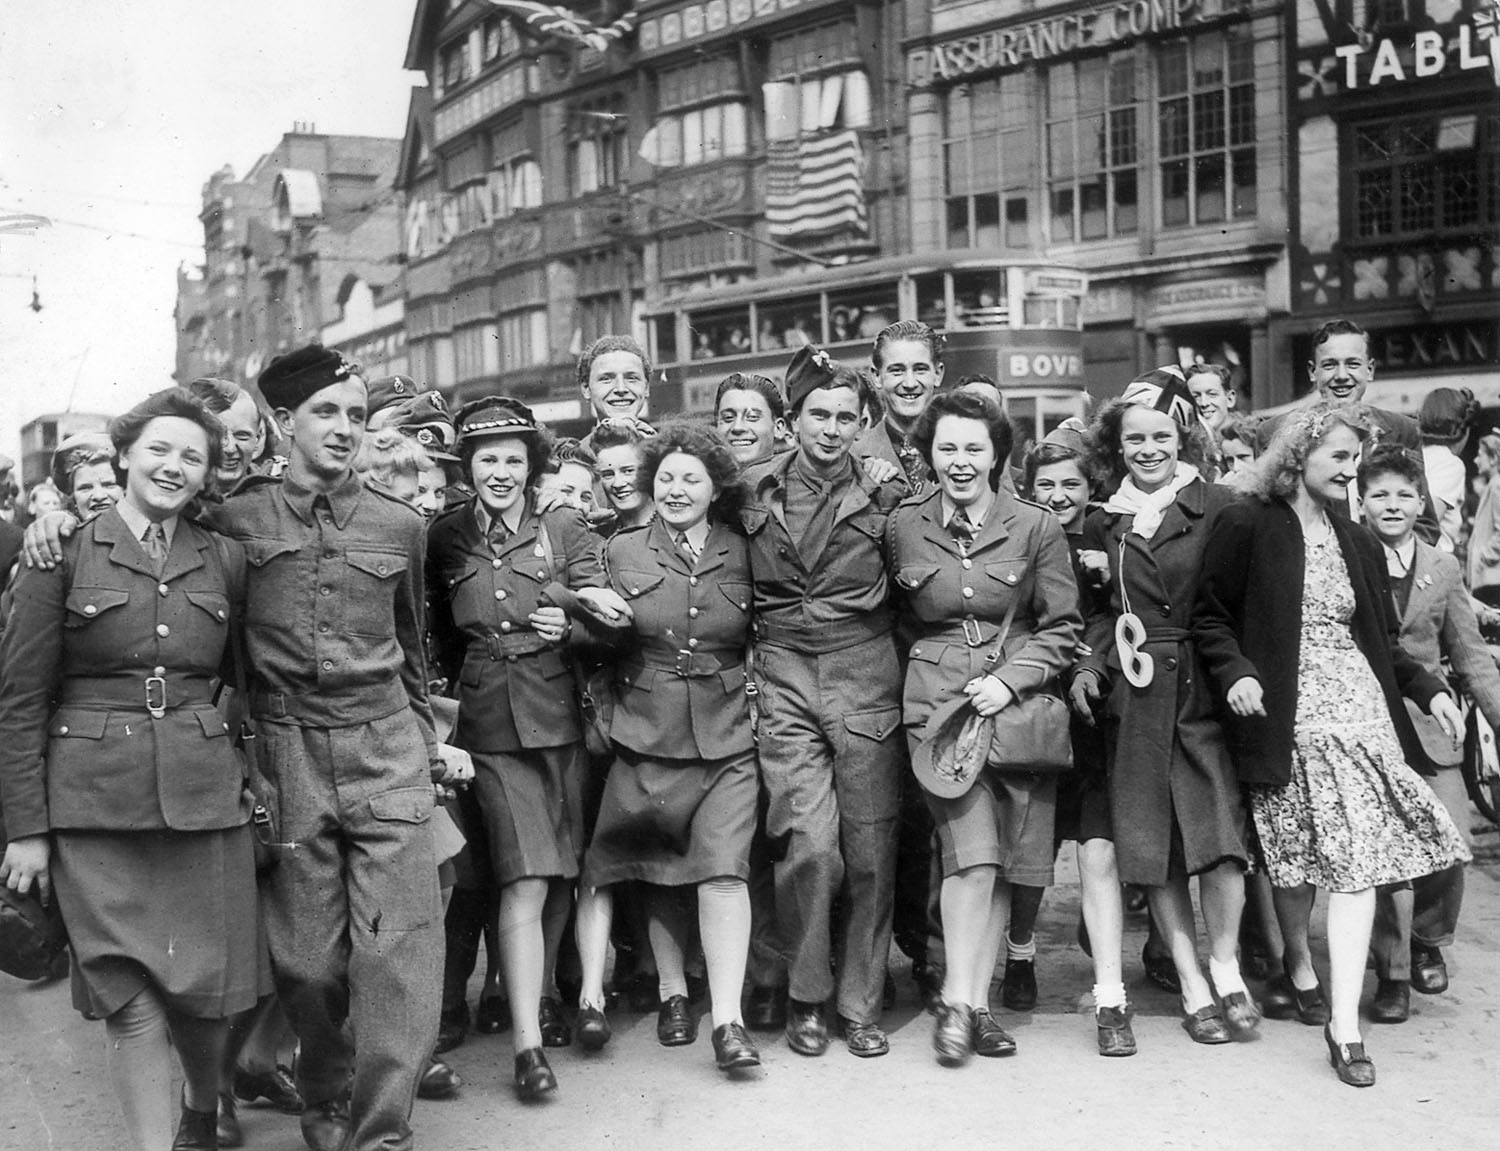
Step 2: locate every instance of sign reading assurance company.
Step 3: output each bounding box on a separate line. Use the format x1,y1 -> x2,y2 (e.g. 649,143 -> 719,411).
910,0 -> 1230,85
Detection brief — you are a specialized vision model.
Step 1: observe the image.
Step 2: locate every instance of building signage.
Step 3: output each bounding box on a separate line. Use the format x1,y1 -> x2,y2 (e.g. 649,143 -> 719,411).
1004,351 -> 1086,382
908,0 -> 1234,86
1333,20 -> 1500,89
1372,319 -> 1498,373
1148,275 -> 1265,322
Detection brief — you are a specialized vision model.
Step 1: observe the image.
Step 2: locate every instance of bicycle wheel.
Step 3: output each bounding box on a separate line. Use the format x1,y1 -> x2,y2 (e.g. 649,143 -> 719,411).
1461,705 -> 1500,827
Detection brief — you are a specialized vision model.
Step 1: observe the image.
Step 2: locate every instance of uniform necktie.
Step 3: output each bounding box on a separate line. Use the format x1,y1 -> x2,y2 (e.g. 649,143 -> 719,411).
894,437 -> 926,492
488,517 -> 510,553
141,523 -> 167,573
676,530 -> 700,565
950,508 -> 975,556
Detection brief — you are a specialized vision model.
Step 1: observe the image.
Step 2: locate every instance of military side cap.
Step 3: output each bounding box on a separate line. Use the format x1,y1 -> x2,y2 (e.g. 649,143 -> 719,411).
258,344 -> 360,411
911,695 -> 993,800
1041,416 -> 1089,454
455,396 -> 539,444
785,343 -> 859,412
374,392 -> 459,461
51,432 -> 115,490
366,374 -> 420,418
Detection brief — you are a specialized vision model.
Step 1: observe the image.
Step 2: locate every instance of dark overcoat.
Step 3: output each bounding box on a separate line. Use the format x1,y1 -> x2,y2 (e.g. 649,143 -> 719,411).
1077,478 -> 1246,886
1192,497 -> 1447,783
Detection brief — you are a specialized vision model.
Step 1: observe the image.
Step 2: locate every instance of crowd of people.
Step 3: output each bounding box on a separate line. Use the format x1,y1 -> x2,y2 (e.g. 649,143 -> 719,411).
0,316 -> 1488,1151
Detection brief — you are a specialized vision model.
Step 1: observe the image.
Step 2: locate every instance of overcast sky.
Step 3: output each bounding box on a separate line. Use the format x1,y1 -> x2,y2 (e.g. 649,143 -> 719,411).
0,0 -> 423,464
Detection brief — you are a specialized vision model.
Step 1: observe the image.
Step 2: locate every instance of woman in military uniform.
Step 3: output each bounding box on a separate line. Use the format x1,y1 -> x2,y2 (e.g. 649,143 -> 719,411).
0,388 -> 261,1151
887,390 -> 1081,1066
572,422 -> 761,1072
425,397 -> 609,1099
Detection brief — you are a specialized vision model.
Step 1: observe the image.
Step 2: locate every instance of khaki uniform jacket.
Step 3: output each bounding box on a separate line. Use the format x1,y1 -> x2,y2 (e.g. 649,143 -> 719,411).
606,519 -> 754,761
0,507 -> 248,838
427,497 -> 606,753
886,487 -> 1080,732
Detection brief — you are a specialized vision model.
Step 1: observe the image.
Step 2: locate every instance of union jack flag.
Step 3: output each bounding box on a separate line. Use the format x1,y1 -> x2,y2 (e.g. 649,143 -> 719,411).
480,1 -> 637,53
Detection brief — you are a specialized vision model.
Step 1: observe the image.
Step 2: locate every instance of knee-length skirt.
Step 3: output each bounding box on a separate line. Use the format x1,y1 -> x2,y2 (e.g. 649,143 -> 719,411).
51,825 -> 267,1020
471,744 -> 586,884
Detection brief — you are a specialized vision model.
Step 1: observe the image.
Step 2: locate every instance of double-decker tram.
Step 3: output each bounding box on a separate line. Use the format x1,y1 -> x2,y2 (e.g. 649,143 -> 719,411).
644,252 -> 1089,445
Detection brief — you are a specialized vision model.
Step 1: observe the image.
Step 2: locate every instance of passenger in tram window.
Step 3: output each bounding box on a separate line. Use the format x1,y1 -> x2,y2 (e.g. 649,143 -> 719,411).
692,331 -> 717,360
757,320 -> 784,351
725,327 -> 751,354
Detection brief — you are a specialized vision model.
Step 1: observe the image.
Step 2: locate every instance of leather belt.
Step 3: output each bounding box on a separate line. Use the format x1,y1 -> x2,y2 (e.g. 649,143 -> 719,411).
1139,626 -> 1192,643
58,674 -> 217,719
921,616 -> 1004,649
469,631 -> 550,660
627,650 -> 741,678
753,614 -> 891,655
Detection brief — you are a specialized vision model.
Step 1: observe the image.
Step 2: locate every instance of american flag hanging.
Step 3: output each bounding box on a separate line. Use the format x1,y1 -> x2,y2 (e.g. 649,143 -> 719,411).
765,131 -> 868,239
479,1 -> 637,53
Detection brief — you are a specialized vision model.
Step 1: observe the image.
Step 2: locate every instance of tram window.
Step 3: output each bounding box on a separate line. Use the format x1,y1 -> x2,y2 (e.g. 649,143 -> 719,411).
1006,396 -> 1039,450
687,308 -> 752,359
758,296 -> 819,351
1022,297 -> 1079,328
915,273 -> 946,328
827,284 -> 898,343
954,271 -> 1007,327
653,315 -> 679,364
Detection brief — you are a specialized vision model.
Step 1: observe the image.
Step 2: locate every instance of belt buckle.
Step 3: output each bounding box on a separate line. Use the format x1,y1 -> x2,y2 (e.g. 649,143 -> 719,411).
961,617 -> 984,648
674,649 -> 693,677
145,675 -> 167,719
485,634 -> 502,660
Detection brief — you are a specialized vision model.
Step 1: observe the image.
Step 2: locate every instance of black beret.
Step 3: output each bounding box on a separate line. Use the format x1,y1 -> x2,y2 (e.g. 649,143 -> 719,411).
258,344 -> 360,411
785,343 -> 861,412
455,396 -> 539,445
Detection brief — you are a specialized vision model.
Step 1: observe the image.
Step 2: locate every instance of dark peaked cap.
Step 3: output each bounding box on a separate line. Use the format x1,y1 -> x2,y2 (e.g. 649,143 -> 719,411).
258,344 -> 361,410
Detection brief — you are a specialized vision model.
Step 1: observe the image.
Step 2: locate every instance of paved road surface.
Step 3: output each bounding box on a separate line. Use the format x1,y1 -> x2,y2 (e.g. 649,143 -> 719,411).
4,818 -> 1496,1151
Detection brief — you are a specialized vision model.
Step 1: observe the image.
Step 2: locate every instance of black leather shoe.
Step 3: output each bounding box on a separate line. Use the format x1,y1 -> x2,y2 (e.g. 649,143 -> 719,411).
172,1098 -> 218,1151
657,994 -> 698,1046
911,963 -> 945,1015
712,1021 -> 761,1070
1219,991 -> 1262,1037
1259,973 -> 1297,1019
436,1002 -> 470,1053
417,1058 -> 461,1100
1000,958 -> 1038,1011
1325,1025 -> 1376,1087
538,996 -> 572,1048
1142,945 -> 1180,994
972,1008 -> 1017,1057
784,999 -> 829,1057
1181,1004 -> 1232,1045
1410,944 -> 1449,994
932,1003 -> 973,1066
474,993 -> 511,1035
1368,978 -> 1410,1024
216,1093 -> 242,1149
838,1015 -> 890,1058
299,1097 -> 351,1151
233,1065 -> 304,1113
1095,1005 -> 1137,1057
577,1004 -> 611,1051
744,985 -> 787,1031
1270,975 -> 1331,1026
513,1048 -> 557,1099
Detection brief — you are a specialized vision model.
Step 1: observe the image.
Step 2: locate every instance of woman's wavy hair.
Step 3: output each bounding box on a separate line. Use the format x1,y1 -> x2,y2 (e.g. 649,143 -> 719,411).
1418,387 -> 1479,446
1228,403 -> 1369,503
638,420 -> 748,526
356,426 -> 434,490
912,390 -> 1014,491
1083,397 -> 1212,495
109,387 -> 226,499
1019,439 -> 1105,500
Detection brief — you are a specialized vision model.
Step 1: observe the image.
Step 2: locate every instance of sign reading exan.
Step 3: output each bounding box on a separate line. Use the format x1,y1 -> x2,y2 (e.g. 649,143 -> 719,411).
909,0 -> 1211,85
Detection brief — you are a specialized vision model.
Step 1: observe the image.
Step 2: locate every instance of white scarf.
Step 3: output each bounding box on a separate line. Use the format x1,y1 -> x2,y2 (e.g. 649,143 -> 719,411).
1104,463 -> 1200,540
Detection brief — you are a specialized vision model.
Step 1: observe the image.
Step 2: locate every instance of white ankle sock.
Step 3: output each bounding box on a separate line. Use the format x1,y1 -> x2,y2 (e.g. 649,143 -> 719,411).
1093,982 -> 1127,1011
1006,933 -> 1036,962
1208,956 -> 1248,997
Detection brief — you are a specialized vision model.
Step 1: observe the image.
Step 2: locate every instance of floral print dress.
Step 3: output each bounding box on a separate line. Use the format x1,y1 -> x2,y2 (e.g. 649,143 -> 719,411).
1251,531 -> 1471,892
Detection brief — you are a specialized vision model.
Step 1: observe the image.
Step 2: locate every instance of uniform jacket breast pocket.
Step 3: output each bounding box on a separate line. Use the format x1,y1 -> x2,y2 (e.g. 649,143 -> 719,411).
984,559 -> 1028,589
243,540 -> 301,624
64,586 -> 129,628
617,570 -> 667,601
183,589 -> 231,642
346,550 -> 405,633
896,564 -> 941,593
717,581 -> 752,614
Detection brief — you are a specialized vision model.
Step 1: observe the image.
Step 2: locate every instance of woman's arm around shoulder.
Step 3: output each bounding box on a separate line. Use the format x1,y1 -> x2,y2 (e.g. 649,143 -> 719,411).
1193,495 -> 1264,694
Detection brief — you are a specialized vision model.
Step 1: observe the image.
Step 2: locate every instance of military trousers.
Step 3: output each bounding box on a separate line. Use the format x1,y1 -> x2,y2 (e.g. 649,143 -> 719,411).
254,707 -> 441,1151
755,633 -> 902,1023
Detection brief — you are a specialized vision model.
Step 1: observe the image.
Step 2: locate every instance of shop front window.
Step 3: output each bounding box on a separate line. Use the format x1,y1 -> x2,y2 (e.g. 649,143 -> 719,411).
942,72 -> 1034,249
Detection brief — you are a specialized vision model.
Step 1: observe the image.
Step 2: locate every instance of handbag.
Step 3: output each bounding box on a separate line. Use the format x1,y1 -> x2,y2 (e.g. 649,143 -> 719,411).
982,593 -> 1074,776
0,873 -> 68,981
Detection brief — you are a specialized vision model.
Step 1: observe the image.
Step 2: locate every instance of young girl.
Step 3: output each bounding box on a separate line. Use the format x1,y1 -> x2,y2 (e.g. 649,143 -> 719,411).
1023,422 -> 1134,1055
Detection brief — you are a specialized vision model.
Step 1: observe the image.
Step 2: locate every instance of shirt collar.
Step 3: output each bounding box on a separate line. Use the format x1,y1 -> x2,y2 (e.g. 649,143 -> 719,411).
791,450 -> 852,492
940,492 -> 990,531
113,499 -> 177,549
676,519 -> 711,552
281,468 -> 363,528
473,497 -> 526,539
1384,536 -> 1417,575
